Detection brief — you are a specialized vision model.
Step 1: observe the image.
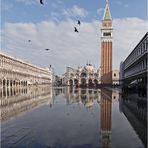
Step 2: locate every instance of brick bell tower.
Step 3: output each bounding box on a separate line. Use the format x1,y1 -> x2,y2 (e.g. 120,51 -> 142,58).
101,0 -> 113,85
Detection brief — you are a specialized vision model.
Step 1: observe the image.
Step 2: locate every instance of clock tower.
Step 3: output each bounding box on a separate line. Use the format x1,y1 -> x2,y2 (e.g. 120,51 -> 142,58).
101,0 -> 113,85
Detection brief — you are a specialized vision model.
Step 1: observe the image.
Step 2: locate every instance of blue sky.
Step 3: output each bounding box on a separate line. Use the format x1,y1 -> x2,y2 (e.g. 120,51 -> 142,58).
1,0 -> 148,74
2,0 -> 147,25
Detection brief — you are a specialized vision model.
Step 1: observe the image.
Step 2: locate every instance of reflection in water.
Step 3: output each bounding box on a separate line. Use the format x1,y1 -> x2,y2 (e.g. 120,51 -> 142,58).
1,86 -> 53,121
64,87 -> 100,107
1,87 -> 146,148
120,93 -> 147,148
100,89 -> 112,148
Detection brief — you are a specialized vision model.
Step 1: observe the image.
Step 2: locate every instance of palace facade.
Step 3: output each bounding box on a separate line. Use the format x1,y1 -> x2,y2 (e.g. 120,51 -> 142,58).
120,32 -> 147,96
0,52 -> 54,88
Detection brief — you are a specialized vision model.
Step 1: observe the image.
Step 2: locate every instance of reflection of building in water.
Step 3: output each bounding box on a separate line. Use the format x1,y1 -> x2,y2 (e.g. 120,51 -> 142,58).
64,87 -> 118,108
52,88 -> 63,97
120,96 -> 147,147
112,91 -> 119,102
100,89 -> 112,148
64,87 -> 101,108
1,86 -> 53,121
0,52 -> 54,88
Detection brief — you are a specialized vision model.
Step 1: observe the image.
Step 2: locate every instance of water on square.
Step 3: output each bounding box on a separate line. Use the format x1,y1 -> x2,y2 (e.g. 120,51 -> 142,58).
0,86 -> 147,148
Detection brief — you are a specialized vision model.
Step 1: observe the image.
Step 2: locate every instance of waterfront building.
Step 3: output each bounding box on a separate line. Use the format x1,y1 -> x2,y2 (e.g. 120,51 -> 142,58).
100,0 -> 113,85
112,70 -> 120,86
0,52 -> 53,88
63,64 -> 100,87
63,65 -> 119,87
120,32 -> 148,96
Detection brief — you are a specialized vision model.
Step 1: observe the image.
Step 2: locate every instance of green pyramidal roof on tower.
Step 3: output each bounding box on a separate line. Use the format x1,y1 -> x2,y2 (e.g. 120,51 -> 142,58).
103,3 -> 112,20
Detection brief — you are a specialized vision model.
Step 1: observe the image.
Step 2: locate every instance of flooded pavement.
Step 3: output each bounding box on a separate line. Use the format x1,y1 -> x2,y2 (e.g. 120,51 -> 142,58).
1,86 -> 147,148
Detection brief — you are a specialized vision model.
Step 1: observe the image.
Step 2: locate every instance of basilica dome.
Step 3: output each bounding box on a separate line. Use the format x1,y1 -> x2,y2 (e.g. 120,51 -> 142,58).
85,64 -> 94,73
78,67 -> 83,72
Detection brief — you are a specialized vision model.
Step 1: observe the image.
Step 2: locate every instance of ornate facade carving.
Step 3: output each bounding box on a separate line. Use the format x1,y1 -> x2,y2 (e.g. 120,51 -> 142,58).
63,64 -> 100,87
0,52 -> 53,88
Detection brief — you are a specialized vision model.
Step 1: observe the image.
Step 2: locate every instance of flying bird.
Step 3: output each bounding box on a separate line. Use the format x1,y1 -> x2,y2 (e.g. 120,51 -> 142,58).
78,20 -> 81,25
45,49 -> 50,51
28,40 -> 31,42
74,27 -> 78,33
40,0 -> 44,5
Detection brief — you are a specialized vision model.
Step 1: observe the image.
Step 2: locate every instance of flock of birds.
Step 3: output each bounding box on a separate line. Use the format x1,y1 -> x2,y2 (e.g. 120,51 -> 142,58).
74,20 -> 81,32
28,0 -> 81,51
40,0 -> 82,33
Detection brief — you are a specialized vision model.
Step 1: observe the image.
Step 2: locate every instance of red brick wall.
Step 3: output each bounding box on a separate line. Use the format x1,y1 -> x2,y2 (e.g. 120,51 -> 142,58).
101,41 -> 112,85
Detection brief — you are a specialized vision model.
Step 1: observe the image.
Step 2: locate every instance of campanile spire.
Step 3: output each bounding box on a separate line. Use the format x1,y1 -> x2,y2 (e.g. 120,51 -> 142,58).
100,0 -> 113,85
103,0 -> 112,20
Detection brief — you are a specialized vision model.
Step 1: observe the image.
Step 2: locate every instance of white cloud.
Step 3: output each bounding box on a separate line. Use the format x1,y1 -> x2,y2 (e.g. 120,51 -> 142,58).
63,5 -> 88,18
97,8 -> 104,16
1,18 -> 147,74
50,12 -> 61,23
113,18 -> 147,63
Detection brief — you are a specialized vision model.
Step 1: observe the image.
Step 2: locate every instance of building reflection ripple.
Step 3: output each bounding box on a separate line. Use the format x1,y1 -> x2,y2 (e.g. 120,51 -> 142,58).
64,87 -> 100,107
100,89 -> 112,148
1,87 -> 146,148
64,87 -> 113,148
120,92 -> 147,148
62,87 -> 146,148
0,86 -> 53,122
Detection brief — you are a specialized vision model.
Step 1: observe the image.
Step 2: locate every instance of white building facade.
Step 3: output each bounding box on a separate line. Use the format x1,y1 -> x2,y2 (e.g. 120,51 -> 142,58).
120,33 -> 147,88
63,64 -> 119,87
0,52 -> 53,88
63,64 -> 100,87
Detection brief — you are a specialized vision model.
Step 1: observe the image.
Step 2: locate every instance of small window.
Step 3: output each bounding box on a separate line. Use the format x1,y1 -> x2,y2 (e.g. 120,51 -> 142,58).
114,73 -> 116,77
103,32 -> 111,36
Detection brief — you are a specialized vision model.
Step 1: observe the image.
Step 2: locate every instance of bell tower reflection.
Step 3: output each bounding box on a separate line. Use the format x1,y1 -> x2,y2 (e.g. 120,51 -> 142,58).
100,89 -> 112,148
